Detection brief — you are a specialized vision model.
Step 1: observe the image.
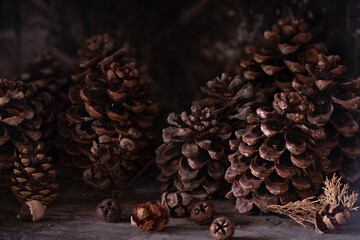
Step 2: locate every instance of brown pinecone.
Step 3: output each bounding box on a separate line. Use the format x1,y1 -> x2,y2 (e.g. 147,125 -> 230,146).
197,73 -> 274,122
0,79 -> 56,174
226,54 -> 360,213
130,200 -> 170,231
59,34 -> 153,181
161,191 -> 194,217
315,204 -> 351,233
20,50 -> 70,105
156,105 -> 231,200
60,34 -> 159,182
84,129 -> 150,191
11,143 -> 58,205
237,17 -> 326,90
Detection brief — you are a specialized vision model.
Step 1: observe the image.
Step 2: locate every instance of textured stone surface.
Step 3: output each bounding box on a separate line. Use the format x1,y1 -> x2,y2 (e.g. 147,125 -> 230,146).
1,175 -> 359,240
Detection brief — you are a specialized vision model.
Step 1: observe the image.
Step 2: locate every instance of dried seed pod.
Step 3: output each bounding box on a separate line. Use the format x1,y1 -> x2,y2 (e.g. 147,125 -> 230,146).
210,216 -> 235,240
17,200 -> 46,222
162,191 -> 194,217
96,198 -> 121,222
191,201 -> 215,225
315,204 -> 351,233
130,200 -> 170,231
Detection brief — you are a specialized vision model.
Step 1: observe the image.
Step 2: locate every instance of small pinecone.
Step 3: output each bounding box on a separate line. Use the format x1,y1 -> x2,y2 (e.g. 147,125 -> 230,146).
84,129 -> 150,191
161,191 -> 194,217
130,201 -> 170,231
60,34 -> 159,181
156,105 -> 231,200
315,204 -> 351,233
20,50 -> 70,105
226,54 -> 360,213
237,17 -> 326,89
11,143 -> 58,205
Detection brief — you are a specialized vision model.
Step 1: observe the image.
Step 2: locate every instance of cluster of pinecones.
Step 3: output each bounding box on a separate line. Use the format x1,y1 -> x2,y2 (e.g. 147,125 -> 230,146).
1,17 -> 359,214
0,34 -> 160,205
156,17 -> 360,213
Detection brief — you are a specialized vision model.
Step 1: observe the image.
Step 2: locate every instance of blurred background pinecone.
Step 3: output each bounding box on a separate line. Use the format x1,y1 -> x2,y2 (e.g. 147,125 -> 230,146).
156,105 -> 231,200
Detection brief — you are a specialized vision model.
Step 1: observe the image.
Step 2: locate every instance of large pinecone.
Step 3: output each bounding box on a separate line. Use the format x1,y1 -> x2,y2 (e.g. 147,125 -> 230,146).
11,143 -> 58,205
59,34 -> 141,181
0,79 -> 56,199
226,54 -> 360,213
156,105 -> 231,200
237,17 -> 326,90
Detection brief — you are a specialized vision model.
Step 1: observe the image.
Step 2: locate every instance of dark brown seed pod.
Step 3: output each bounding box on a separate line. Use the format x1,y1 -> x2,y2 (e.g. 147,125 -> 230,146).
191,201 -> 215,225
210,216 -> 235,240
96,198 -> 121,222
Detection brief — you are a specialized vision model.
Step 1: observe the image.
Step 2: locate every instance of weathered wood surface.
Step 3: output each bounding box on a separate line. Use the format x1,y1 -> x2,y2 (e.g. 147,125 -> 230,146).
0,174 -> 359,240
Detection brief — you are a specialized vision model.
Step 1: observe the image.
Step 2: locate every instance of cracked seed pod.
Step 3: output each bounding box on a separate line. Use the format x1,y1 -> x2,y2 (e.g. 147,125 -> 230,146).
130,200 -> 170,231
210,216 -> 235,240
315,204 -> 351,233
161,191 -> 194,217
84,129 -> 150,191
0,79 -> 56,189
226,54 -> 360,213
237,17 -> 326,90
156,105 -> 231,200
11,143 -> 58,205
59,34 -> 159,181
20,50 -> 70,106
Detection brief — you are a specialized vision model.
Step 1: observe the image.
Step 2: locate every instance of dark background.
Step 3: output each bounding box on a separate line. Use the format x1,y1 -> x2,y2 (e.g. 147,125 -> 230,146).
1,0 -> 360,123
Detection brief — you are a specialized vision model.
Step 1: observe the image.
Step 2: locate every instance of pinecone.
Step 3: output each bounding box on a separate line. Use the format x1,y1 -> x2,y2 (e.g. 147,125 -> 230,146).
84,129 -> 150,191
225,54 -> 360,213
0,78 -> 56,173
156,105 -> 231,200
60,34 -> 159,182
161,191 -> 194,217
237,17 -> 326,90
20,50 -> 70,105
197,73 -> 274,123
11,143 -> 58,205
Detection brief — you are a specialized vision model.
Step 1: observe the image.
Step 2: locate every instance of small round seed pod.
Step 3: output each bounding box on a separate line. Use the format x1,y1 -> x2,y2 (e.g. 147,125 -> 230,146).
17,200 -> 47,222
191,201 -> 215,225
96,198 -> 121,222
210,216 -> 235,240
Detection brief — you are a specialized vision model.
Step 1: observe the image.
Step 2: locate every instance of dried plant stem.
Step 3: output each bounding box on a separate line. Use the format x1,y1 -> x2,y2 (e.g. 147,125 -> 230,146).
267,174 -> 359,234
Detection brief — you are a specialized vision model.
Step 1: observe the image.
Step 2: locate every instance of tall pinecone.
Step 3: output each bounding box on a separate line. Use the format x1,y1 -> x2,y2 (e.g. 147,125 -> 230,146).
226,54 -> 360,213
11,143 -> 58,205
156,105 -> 231,200
237,17 -> 326,90
58,34 -> 139,181
0,79 -> 57,202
